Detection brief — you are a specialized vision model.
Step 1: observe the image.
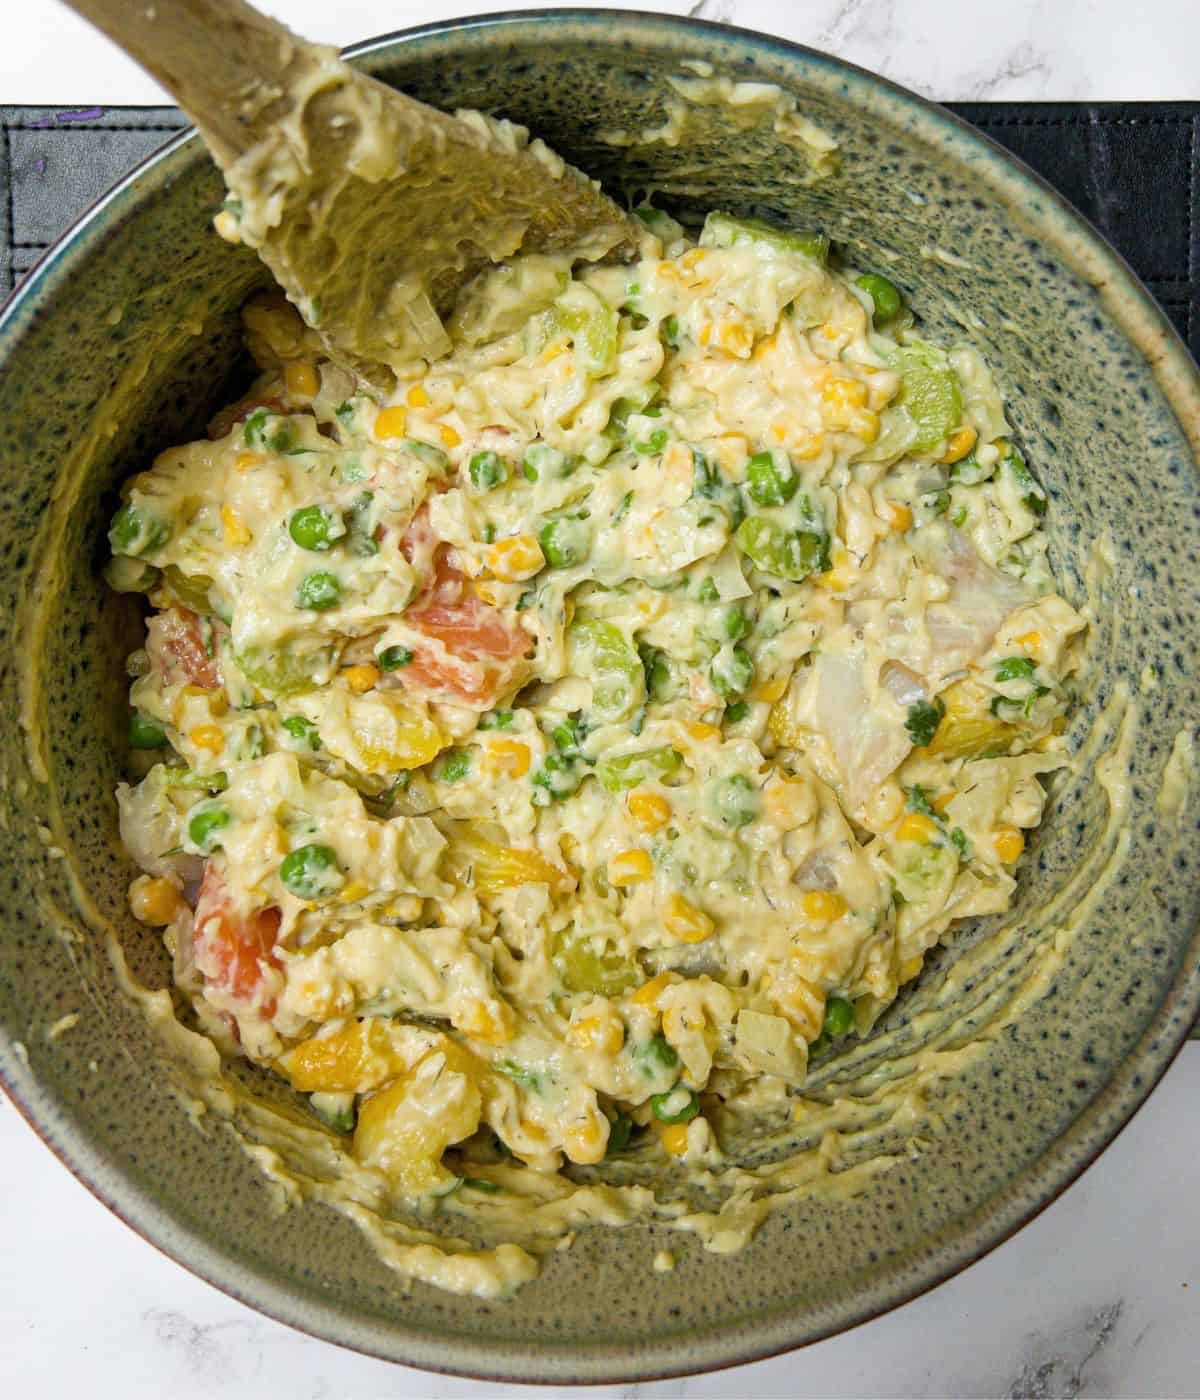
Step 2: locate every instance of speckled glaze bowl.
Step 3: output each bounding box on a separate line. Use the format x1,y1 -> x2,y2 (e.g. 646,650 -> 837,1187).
2,10 -> 1198,1384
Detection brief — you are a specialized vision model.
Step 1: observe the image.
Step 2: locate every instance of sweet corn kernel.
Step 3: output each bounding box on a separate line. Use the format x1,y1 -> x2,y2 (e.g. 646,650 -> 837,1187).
627,790 -> 671,833
659,1122 -> 690,1156
483,739 -> 531,778
439,423 -> 461,448
819,375 -> 869,424
680,248 -> 707,275
699,322 -> 712,347
764,775 -> 815,830
129,875 -> 184,925
563,1113 -> 609,1165
801,890 -> 847,923
899,954 -> 924,984
609,849 -> 654,887
221,504 -> 252,546
753,332 -> 778,362
568,1008 -> 625,1056
374,405 -> 408,440
486,534 -> 544,582
774,970 -> 825,1040
474,580 -> 505,606
405,383 -> 430,408
815,547 -> 856,593
896,812 -> 938,843
189,725 -> 224,753
1015,630 -> 1044,660
180,683 -> 227,717
342,664 -> 380,694
631,972 -> 672,1008
940,425 -> 978,465
885,501 -> 914,532
931,791 -> 954,816
285,360 -> 319,399
663,894 -> 714,944
848,409 -> 881,444
749,676 -> 788,703
234,450 -> 262,472
993,826 -> 1026,863
687,721 -> 721,743
338,879 -> 370,904
767,702 -> 804,750
213,209 -> 240,243
792,431 -> 826,461
657,260 -> 683,285
717,316 -> 755,357
456,998 -> 517,1046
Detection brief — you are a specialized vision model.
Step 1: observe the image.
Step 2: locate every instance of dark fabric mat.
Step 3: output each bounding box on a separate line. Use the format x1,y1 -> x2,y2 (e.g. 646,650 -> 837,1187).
1,101 -> 1196,358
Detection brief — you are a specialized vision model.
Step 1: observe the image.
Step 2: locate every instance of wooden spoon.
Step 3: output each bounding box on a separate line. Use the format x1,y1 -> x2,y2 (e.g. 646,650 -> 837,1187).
62,0 -> 639,372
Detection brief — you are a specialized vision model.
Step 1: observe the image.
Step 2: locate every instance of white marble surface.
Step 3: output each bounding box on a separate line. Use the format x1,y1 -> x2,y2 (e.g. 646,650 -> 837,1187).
4,2 -> 1200,1396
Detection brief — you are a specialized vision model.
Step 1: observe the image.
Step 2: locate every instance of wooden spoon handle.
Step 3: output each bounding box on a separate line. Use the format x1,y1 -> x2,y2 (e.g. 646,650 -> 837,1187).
59,0 -> 310,162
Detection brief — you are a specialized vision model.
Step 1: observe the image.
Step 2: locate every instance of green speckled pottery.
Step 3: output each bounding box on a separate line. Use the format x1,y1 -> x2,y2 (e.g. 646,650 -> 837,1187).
2,11 -> 1198,1384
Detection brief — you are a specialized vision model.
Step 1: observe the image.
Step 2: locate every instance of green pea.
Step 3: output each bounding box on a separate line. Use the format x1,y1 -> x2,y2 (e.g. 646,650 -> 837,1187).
735,516 -> 830,582
468,450 -> 507,491
109,502 -> 171,557
724,701 -> 750,724
551,716 -> 586,756
279,843 -> 344,900
438,749 -> 472,783
187,804 -> 230,854
745,450 -> 798,507
378,645 -> 413,671
650,1088 -> 700,1124
522,442 -> 573,483
823,995 -> 855,1038
711,773 -> 759,829
538,516 -> 589,569
722,606 -> 751,642
129,711 -> 168,749
295,571 -> 341,611
281,715 -> 321,750
288,504 -> 342,552
531,751 -> 582,806
477,709 -> 514,731
856,273 -> 902,323
710,645 -> 755,698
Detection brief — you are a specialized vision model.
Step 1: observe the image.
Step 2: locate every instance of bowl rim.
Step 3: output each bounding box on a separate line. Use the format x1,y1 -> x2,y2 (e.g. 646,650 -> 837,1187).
1,8 -> 1198,1385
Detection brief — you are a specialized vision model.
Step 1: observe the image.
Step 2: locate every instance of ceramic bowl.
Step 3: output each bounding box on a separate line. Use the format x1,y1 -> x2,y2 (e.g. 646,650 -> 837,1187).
2,10 -> 1198,1384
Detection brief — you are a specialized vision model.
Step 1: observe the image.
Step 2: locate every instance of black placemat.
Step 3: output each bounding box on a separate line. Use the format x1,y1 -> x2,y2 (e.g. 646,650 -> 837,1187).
1,101 -> 1197,359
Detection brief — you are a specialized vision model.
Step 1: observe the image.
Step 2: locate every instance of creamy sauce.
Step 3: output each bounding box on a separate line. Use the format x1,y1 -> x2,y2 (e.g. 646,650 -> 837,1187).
80,188 -> 1123,1296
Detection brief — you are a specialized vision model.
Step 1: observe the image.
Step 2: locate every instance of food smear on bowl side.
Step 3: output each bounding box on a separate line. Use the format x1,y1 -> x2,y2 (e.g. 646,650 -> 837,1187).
106,204 -> 1086,1293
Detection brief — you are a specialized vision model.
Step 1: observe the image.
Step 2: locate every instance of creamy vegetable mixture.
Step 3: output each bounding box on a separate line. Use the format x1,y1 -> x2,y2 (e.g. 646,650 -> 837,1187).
107,208 -> 1084,1260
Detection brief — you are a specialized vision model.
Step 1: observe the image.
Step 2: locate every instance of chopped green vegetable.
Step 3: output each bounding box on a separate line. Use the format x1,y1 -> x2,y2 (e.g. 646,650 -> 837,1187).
710,645 -> 755,698
438,750 -> 472,783
281,715 -> 321,750
555,928 -> 640,996
697,576 -> 720,604
995,656 -> 1037,682
711,773 -> 759,828
477,709 -> 514,731
1002,443 -> 1047,515
596,745 -> 683,793
634,1033 -> 680,1077
345,490 -> 379,558
906,785 -> 939,819
822,995 -> 855,1037
735,515 -> 829,581
702,212 -> 829,265
890,344 -> 963,454
634,427 -> 669,455
660,314 -> 681,349
905,698 -> 945,748
724,700 -> 750,724
130,712 -> 168,749
604,1109 -> 634,1155
402,439 -> 451,472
